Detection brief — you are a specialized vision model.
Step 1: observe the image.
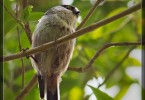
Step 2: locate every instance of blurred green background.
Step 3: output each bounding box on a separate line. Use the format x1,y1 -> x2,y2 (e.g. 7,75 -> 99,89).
4,0 -> 141,100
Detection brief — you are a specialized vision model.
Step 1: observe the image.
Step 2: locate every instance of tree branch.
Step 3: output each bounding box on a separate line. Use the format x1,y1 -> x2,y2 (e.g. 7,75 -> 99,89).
15,2 -> 25,89
21,0 -> 32,43
98,46 -> 136,88
13,41 -> 141,78
14,65 -> 32,80
76,0 -> 103,30
68,42 -> 141,73
1,1 -> 32,43
15,75 -> 37,100
2,2 -> 141,62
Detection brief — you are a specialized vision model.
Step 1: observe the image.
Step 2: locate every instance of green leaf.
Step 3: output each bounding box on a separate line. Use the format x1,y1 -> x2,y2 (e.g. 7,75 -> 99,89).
123,57 -> 141,67
26,12 -> 44,21
23,5 -> 33,20
89,85 -> 114,100
4,18 -> 17,34
107,7 -> 127,17
114,85 -> 130,100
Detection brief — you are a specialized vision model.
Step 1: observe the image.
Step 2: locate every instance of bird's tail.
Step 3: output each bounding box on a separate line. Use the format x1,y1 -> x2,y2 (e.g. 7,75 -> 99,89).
45,75 -> 59,100
38,74 -> 59,100
46,85 -> 59,100
38,75 -> 45,99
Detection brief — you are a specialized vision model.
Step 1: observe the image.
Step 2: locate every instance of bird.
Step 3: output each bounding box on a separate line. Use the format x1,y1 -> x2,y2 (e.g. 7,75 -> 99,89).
30,5 -> 80,100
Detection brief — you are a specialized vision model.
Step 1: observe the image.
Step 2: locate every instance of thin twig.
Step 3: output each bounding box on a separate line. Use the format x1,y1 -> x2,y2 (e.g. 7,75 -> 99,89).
1,2 -> 32,43
2,3 -> 141,62
15,2 -> 25,89
14,65 -> 32,80
21,0 -> 32,43
15,75 -> 37,100
24,22 -> 32,43
98,46 -> 136,88
68,42 -> 141,73
76,0 -> 103,30
17,26 -> 25,89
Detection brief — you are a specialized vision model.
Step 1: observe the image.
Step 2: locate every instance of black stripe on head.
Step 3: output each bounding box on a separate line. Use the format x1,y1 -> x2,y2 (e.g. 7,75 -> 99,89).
61,5 -> 80,17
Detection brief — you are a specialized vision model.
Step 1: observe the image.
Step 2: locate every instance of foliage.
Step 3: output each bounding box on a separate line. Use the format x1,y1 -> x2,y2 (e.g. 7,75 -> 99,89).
4,0 -> 141,100
89,85 -> 113,100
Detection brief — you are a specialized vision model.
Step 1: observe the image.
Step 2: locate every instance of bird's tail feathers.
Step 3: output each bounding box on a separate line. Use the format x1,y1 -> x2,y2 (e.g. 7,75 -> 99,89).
45,75 -> 60,100
38,75 -> 45,99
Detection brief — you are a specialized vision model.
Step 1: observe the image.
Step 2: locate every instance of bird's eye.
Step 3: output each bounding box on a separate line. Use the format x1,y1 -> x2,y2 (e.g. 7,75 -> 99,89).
61,5 -> 72,10
65,6 -> 71,10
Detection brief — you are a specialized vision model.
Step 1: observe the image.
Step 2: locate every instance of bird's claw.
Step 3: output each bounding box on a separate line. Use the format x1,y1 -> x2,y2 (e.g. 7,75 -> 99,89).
21,48 -> 30,59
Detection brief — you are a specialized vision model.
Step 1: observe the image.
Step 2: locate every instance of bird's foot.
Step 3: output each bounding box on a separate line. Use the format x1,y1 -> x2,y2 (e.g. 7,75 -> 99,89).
21,48 -> 30,59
